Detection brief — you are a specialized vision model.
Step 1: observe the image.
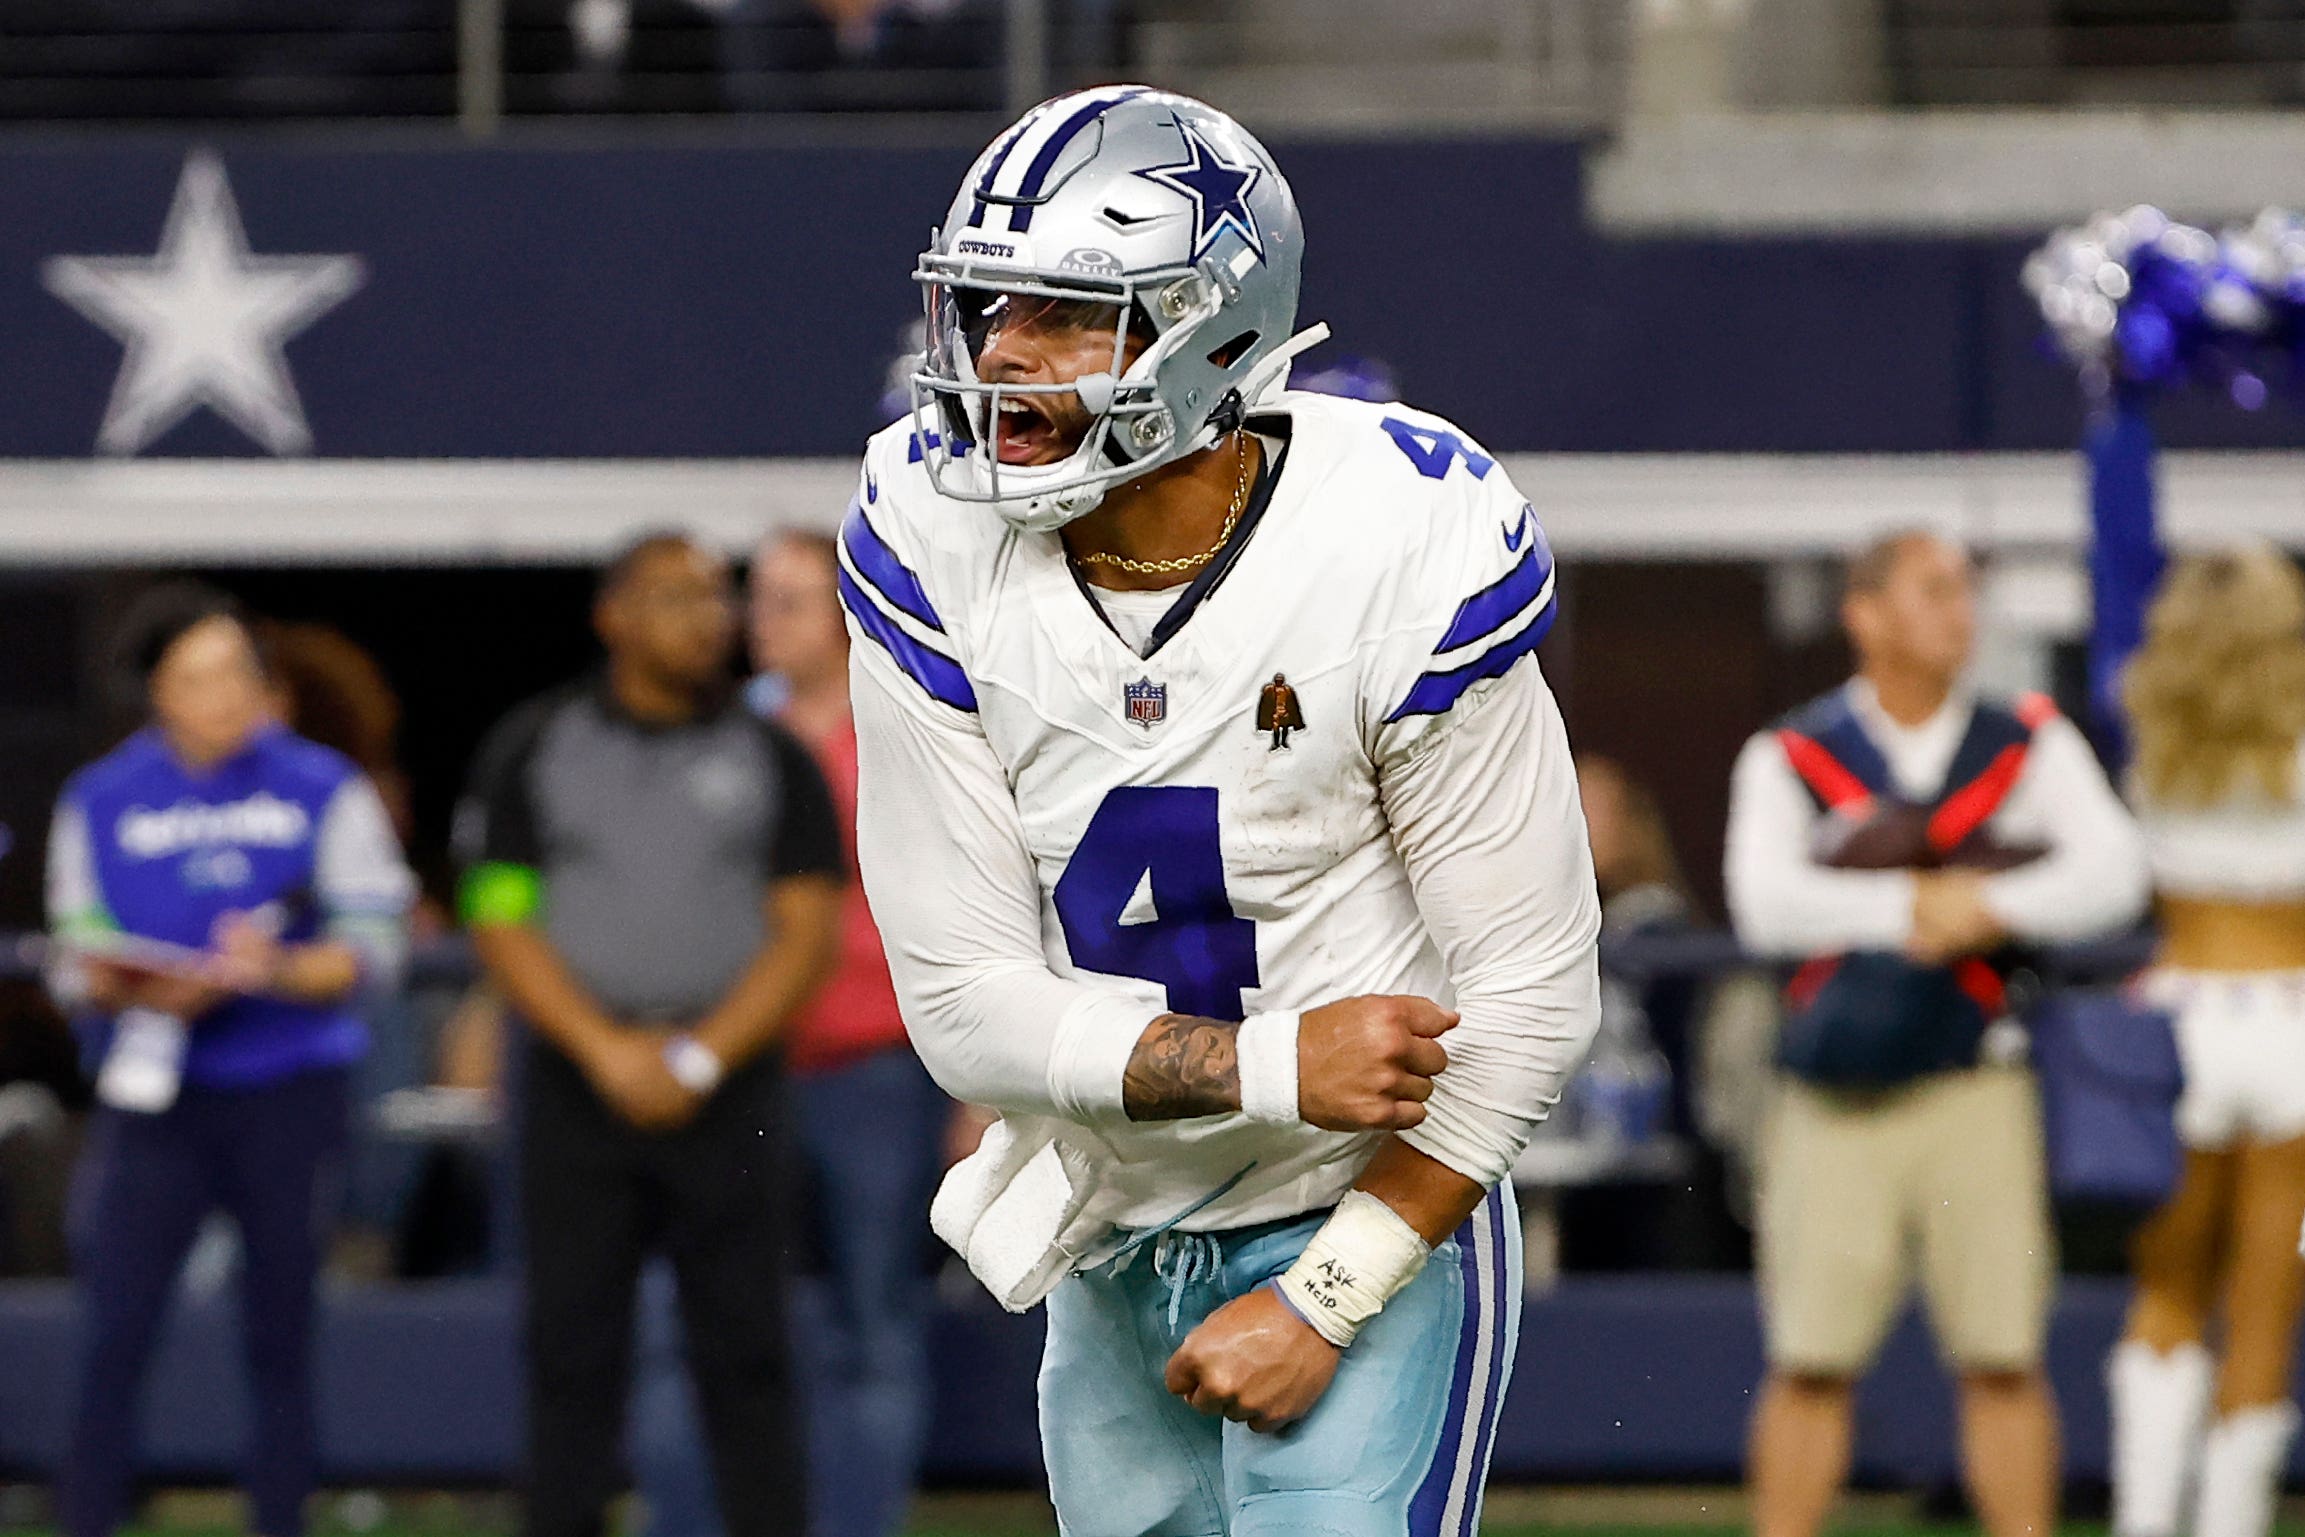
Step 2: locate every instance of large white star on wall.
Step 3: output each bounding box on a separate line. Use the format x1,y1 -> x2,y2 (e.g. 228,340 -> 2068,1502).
44,150 -> 366,456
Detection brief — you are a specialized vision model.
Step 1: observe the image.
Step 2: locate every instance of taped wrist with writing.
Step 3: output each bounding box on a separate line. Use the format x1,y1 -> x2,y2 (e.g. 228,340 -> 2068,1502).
1271,1190 -> 1432,1349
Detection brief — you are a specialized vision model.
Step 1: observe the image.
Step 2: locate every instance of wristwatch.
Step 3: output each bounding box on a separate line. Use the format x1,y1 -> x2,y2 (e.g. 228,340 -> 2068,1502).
661,1034 -> 726,1096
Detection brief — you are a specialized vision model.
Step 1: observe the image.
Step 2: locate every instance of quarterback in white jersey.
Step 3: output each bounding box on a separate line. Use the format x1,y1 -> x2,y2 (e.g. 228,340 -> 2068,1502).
842,85 -> 1601,1537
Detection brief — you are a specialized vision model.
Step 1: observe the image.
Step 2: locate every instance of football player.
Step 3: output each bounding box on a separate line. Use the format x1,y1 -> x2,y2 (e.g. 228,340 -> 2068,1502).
843,86 -> 1601,1536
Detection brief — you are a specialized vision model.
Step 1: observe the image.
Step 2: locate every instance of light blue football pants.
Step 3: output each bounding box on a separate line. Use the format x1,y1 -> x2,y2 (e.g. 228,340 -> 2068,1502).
1039,1182 -> 1521,1537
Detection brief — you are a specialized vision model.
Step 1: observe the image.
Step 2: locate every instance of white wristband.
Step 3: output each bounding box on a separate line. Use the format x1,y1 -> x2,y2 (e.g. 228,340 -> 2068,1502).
662,1035 -> 725,1095
1235,1010 -> 1302,1125
1271,1190 -> 1433,1349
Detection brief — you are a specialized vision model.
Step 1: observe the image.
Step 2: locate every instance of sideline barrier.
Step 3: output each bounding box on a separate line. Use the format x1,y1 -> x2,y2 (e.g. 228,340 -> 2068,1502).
0,1274 -> 2263,1485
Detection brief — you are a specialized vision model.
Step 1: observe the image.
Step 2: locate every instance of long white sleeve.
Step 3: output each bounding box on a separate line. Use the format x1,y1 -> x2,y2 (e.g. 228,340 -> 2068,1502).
313,775 -> 418,989
1725,732 -> 1917,958
43,799 -> 105,1010
45,800 -> 105,940
1379,661 -> 1603,1187
849,643 -> 1161,1120
1979,715 -> 2151,942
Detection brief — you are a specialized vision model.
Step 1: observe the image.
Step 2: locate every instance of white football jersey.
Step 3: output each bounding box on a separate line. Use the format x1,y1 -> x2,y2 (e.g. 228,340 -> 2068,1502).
843,390 -> 1599,1234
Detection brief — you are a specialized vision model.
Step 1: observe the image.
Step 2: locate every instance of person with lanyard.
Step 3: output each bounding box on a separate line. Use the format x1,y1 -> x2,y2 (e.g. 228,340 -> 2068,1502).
456,529 -> 843,1537
45,585 -> 416,1537
1725,529 -> 2149,1537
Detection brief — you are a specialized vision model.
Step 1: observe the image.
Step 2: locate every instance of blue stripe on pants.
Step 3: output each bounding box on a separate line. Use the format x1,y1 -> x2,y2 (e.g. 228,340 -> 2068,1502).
1409,1185 -> 1518,1537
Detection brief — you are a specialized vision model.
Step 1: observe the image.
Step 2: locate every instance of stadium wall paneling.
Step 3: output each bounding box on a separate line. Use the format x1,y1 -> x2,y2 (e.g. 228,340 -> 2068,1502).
8,135 -> 2305,463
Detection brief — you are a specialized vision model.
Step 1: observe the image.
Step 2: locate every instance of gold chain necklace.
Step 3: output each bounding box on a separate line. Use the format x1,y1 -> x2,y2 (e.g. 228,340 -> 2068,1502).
1074,433 -> 1251,577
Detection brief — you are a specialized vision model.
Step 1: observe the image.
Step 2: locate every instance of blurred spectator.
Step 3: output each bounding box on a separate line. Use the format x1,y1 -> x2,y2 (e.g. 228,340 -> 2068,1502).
3,0 -> 454,122
391,982 -> 509,1280
455,530 -> 842,1537
45,585 -> 415,1537
1582,754 -> 1701,1074
1554,756 -> 1749,1271
543,0 -> 1011,113
1724,531 -> 2148,1537
258,619 -> 435,1271
627,1253 -> 720,1537
258,622 -> 416,853
0,978 -> 86,1277
1292,352 -> 1400,404
710,0 -> 1030,112
750,528 -> 948,1537
2110,545 -> 2305,1537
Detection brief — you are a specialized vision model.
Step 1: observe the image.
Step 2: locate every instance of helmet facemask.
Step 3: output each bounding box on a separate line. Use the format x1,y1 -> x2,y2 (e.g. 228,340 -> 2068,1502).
911,254 -> 1231,533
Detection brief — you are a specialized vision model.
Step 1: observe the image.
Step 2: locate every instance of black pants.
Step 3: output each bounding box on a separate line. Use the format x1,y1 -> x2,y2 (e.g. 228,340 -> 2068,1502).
64,1068 -> 348,1537
519,1042 -> 804,1537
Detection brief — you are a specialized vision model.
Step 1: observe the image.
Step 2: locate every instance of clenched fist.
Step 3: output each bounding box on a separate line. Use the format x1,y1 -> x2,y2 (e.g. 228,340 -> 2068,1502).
1296,995 -> 1456,1133
1165,1286 -> 1340,1434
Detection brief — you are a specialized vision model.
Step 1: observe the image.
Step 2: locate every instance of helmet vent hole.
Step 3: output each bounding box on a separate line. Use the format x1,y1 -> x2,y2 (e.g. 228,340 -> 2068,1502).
1102,207 -> 1149,226
1206,330 -> 1260,369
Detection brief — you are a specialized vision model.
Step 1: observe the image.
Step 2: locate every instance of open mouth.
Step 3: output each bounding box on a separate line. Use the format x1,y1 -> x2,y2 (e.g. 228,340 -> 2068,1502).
992,396 -> 1073,466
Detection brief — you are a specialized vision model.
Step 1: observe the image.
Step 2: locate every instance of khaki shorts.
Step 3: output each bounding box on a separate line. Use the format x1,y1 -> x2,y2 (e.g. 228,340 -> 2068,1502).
1757,1065 -> 2055,1376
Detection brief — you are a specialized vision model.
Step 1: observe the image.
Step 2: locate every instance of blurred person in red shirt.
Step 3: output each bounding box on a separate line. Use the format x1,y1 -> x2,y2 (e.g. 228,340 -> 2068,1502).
748,527 -> 949,1537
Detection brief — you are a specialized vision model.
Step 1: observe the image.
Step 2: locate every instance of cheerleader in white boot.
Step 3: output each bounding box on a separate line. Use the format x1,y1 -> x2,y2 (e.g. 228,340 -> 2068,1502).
2115,546 -> 2305,1537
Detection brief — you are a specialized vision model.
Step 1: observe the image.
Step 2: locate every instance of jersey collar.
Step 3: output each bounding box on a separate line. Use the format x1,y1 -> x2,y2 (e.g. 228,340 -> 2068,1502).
1069,414 -> 1294,661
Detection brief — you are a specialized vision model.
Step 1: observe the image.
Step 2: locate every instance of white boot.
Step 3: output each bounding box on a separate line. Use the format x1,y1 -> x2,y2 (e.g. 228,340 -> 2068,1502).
2109,1340 -> 2215,1537
2194,1402 -> 2301,1537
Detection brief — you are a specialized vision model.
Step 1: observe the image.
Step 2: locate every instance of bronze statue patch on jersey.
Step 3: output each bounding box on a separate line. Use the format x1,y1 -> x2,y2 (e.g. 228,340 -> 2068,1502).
1257,673 -> 1305,750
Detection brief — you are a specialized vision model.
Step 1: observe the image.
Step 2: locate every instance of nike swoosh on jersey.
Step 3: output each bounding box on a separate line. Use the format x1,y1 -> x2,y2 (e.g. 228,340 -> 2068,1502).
1502,505 -> 1533,552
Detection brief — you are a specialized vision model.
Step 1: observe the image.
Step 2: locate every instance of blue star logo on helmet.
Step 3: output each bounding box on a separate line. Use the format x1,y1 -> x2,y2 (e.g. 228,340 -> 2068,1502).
1134,119 -> 1264,265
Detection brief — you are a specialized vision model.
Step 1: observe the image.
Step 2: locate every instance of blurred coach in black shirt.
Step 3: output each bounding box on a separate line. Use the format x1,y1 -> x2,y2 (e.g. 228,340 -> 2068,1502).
456,530 -> 842,1537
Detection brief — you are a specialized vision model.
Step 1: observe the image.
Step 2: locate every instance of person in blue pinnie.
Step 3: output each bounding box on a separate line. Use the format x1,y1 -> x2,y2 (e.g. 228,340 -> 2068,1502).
45,584 -> 415,1537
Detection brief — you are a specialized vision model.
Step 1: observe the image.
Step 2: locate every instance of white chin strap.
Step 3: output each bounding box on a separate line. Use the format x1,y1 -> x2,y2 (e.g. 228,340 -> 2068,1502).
1240,323 -> 1331,405
985,323 -> 1332,535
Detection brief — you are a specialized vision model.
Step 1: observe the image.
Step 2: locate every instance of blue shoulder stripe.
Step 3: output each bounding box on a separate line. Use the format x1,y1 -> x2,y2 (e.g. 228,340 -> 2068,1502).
840,500 -> 946,634
1434,541 -> 1553,654
1385,602 -> 1557,722
837,569 -> 977,712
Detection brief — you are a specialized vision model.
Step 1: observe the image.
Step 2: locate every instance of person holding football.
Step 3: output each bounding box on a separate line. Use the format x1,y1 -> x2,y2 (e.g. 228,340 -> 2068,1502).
1725,530 -> 2149,1537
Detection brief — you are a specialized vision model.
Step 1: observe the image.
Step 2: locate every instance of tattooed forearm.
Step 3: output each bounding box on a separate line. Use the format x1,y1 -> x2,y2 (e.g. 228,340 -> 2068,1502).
1123,1013 -> 1244,1121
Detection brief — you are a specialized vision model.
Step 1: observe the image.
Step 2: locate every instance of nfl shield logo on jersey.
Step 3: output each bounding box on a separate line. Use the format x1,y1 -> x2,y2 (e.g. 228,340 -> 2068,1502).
1123,676 -> 1167,730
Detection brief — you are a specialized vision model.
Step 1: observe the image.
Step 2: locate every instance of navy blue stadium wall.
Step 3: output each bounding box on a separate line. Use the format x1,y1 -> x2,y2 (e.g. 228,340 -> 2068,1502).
8,134 -> 2305,462
0,1276 -> 2291,1484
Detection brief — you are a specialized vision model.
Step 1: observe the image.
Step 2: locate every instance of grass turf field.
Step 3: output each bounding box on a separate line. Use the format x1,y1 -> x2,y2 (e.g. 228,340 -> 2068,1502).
52,1488 -> 2305,1537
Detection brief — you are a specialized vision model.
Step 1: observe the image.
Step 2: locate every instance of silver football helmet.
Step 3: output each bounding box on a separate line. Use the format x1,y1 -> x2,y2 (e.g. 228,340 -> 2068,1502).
912,85 -> 1327,533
